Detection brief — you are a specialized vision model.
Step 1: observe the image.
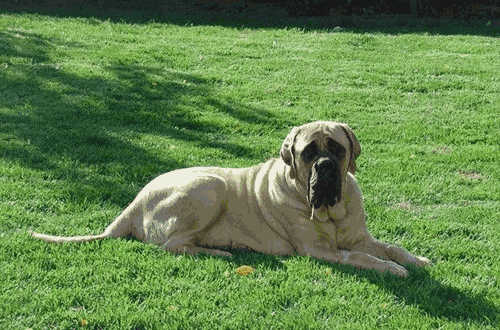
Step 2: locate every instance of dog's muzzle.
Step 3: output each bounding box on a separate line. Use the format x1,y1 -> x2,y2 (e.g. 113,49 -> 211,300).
308,157 -> 342,209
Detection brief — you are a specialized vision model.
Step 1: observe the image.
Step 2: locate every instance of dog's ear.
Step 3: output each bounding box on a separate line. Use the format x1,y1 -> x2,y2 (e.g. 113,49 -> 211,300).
280,126 -> 301,178
340,124 -> 361,174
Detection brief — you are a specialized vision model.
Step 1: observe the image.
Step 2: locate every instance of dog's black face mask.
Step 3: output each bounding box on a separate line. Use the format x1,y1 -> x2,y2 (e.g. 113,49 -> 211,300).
308,157 -> 342,208
302,139 -> 346,209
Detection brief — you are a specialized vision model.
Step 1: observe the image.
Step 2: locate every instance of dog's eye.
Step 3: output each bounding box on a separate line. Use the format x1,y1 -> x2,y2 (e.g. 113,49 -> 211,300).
301,142 -> 318,162
327,138 -> 346,158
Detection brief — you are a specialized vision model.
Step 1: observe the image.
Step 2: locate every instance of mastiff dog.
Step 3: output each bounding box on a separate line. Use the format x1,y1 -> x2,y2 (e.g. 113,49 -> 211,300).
31,121 -> 430,276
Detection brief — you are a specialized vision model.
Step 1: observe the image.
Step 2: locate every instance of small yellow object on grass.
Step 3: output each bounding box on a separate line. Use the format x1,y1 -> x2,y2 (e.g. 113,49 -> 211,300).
80,319 -> 87,327
235,265 -> 254,276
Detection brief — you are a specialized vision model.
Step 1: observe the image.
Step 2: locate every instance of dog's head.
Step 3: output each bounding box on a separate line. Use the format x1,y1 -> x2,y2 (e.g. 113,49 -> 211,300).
280,121 -> 361,211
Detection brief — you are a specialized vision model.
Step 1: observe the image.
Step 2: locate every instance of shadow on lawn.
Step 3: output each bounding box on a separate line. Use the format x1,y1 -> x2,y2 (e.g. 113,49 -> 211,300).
201,249 -> 497,326
362,266 -> 497,325
1,1 -> 498,37
319,260 -> 499,325
0,29 -> 287,210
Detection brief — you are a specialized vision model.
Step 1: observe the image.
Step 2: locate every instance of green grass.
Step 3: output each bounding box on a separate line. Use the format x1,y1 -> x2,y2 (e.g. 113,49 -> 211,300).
1,3 -> 499,329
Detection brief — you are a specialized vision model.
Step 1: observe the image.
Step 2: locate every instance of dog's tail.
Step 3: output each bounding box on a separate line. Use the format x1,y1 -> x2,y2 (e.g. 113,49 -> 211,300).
29,231 -> 109,243
30,199 -> 141,244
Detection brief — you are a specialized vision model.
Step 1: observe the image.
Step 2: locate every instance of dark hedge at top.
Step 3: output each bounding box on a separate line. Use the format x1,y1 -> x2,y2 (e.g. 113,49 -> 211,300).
2,0 -> 498,19
282,0 -> 499,18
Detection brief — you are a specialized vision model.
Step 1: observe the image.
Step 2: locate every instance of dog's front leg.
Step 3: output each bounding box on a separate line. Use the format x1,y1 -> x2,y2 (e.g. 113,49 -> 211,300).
352,237 -> 431,267
290,220 -> 408,277
297,244 -> 409,277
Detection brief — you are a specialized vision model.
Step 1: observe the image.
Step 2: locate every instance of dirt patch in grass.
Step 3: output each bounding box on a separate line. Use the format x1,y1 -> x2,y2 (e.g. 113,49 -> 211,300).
394,201 -> 414,211
458,170 -> 484,180
432,146 -> 453,154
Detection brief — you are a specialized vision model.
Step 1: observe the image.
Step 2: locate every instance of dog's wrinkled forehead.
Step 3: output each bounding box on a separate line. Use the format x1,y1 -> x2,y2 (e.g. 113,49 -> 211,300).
294,122 -> 350,152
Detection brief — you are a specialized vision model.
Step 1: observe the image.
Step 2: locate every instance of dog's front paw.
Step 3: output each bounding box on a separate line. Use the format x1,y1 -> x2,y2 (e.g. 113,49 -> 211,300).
386,261 -> 409,277
415,256 -> 432,267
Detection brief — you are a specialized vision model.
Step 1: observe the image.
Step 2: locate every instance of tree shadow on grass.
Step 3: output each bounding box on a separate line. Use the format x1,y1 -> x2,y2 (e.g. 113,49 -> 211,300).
0,1 -> 498,37
0,29 -> 287,214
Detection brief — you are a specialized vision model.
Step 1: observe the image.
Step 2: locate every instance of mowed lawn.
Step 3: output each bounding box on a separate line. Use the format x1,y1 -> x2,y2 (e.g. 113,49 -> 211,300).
0,4 -> 499,329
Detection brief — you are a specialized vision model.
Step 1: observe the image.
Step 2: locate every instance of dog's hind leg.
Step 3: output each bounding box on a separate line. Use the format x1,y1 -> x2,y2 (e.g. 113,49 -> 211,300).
163,244 -> 232,257
143,175 -> 231,257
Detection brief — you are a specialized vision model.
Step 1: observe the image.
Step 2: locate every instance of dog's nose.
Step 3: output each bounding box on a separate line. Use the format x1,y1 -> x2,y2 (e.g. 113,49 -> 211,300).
314,158 -> 335,172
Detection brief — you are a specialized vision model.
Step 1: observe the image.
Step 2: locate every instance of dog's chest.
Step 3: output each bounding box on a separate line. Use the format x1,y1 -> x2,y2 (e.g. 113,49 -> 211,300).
334,218 -> 362,249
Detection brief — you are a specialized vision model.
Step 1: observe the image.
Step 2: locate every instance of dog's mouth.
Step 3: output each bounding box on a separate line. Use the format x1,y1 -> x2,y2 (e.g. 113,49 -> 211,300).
307,157 -> 342,211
